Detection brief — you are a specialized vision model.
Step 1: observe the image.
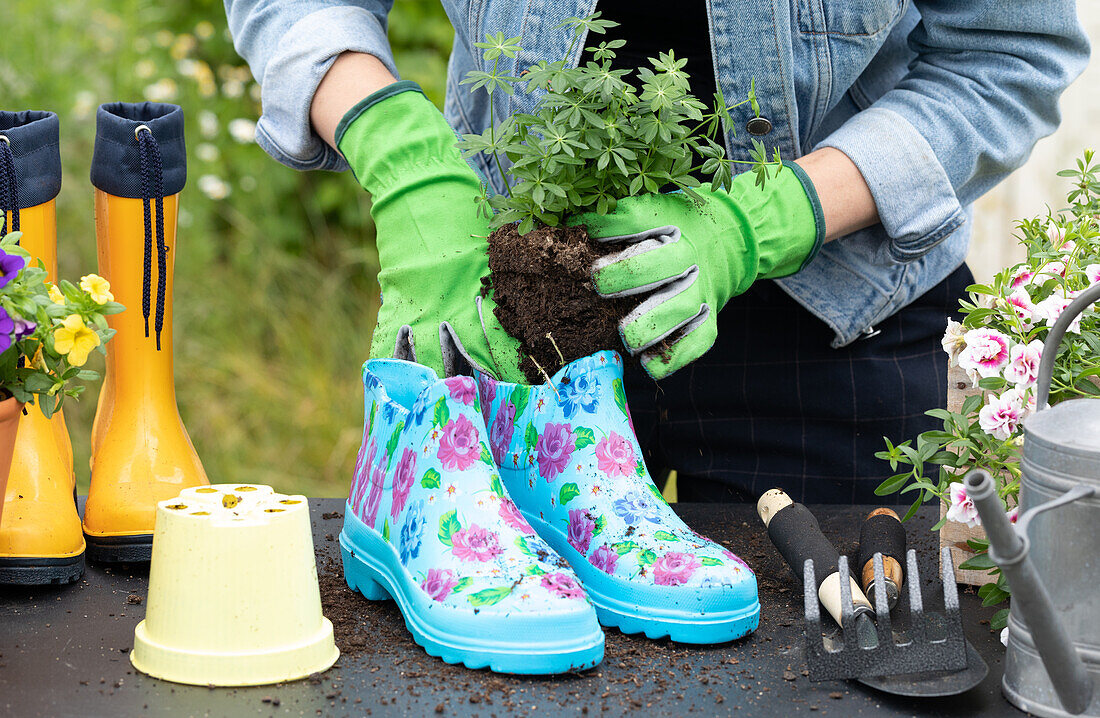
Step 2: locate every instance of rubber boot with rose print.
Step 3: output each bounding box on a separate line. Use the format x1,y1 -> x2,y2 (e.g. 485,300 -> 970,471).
339,359 -> 603,674
479,350 -> 759,644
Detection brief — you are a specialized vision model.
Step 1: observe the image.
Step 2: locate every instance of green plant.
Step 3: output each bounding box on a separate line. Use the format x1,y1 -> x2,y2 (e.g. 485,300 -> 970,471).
877,150 -> 1100,631
456,14 -> 782,235
0,232 -> 121,415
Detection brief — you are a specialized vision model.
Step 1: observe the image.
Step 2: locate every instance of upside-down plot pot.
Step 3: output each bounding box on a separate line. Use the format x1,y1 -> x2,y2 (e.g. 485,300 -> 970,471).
487,223 -> 637,384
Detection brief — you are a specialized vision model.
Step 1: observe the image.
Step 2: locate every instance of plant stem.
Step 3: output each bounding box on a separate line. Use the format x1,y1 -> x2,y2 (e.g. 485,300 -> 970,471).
488,55 -> 512,198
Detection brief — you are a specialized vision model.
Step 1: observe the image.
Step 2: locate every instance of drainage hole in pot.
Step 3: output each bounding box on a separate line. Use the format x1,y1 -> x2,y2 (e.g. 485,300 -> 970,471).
279,499 -> 301,505
235,486 -> 258,492
264,508 -> 285,513
222,495 -> 240,508
191,511 -> 210,516
166,503 -> 187,510
195,488 -> 218,494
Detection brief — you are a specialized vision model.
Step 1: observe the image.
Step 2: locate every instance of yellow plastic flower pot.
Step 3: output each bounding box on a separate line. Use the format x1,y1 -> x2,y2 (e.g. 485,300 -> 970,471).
131,484 -> 339,686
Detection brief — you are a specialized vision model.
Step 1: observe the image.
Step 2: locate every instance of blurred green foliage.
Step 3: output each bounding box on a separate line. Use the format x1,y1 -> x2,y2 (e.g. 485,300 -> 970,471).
2,0 -> 454,495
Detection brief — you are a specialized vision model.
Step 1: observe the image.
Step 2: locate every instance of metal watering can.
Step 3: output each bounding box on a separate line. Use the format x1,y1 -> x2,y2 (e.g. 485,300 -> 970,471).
967,280 -> 1100,717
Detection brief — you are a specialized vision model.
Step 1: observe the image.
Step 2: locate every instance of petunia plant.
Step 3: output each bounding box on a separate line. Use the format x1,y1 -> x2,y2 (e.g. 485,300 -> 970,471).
0,232 -> 122,417
877,150 -> 1100,631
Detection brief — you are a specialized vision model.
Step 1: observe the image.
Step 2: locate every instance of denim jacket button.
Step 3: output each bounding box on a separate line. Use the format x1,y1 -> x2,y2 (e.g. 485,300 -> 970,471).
746,116 -> 772,136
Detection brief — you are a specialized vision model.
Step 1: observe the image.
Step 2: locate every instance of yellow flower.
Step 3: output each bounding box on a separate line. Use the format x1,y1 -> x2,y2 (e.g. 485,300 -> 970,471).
53,315 -> 100,367
80,274 -> 114,304
48,284 -> 65,305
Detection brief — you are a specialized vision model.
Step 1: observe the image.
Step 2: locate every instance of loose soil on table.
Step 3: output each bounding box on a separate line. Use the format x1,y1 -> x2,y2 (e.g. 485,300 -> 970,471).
486,223 -> 637,383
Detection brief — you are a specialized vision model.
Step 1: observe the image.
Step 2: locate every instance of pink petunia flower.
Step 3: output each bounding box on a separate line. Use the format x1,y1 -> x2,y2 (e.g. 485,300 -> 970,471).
941,319 -> 967,363
498,497 -> 534,535
1009,265 -> 1034,289
945,482 -> 981,528
1005,288 -> 1037,330
1007,506 -> 1019,524
979,388 -> 1025,441
437,414 -> 481,471
1086,264 -> 1100,286
566,509 -> 595,555
652,552 -> 702,586
958,328 -> 1011,384
421,568 -> 459,602
1003,340 -> 1043,387
590,544 -> 618,574
390,447 -> 417,519
1035,289 -> 1084,334
489,401 -> 516,462
595,432 -> 637,478
446,376 -> 477,406
451,524 -> 503,562
540,572 -> 586,600
536,422 -> 576,482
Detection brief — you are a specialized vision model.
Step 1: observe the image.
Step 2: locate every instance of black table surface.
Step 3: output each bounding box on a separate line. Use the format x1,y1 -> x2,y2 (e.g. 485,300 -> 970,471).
1,500 -> 1011,718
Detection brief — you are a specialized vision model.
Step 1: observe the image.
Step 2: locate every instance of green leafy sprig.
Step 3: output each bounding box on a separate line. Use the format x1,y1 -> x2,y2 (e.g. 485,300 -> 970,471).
457,13 -> 783,234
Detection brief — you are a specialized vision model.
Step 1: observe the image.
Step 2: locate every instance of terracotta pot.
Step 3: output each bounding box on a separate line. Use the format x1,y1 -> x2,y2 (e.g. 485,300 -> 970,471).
0,396 -> 24,528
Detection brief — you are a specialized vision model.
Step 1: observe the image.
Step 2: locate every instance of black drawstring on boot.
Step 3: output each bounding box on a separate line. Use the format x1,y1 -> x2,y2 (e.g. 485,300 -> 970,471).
136,126 -> 167,351
0,136 -> 19,237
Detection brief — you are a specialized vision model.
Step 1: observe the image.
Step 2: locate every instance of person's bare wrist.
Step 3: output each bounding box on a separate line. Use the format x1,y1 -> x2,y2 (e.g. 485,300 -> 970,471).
794,147 -> 879,243
310,52 -> 398,150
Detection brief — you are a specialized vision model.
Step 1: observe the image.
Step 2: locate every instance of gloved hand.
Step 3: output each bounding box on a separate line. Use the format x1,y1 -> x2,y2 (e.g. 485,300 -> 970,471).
573,162 -> 824,379
337,81 -> 524,381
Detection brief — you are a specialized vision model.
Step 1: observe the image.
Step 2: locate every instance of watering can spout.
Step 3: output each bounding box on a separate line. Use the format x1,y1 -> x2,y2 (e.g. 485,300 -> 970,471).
964,469 -> 1095,715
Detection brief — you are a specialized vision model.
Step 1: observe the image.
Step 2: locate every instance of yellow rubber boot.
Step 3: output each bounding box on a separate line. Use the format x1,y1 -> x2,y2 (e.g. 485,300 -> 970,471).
0,111 -> 85,585
84,103 -> 208,563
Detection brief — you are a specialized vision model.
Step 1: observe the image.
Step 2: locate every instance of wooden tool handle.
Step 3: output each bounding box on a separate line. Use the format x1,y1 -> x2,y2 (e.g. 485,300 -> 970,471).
858,508 -> 905,598
758,489 -> 873,626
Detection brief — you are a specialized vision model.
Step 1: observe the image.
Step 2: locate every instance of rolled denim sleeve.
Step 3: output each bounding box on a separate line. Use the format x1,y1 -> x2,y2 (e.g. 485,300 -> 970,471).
224,0 -> 399,171
816,1 -> 1090,262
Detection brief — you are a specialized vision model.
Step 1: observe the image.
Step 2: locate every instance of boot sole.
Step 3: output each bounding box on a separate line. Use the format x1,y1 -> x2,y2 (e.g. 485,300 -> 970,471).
85,533 -> 153,564
339,506 -> 604,675
0,553 -> 85,585
522,511 -> 761,644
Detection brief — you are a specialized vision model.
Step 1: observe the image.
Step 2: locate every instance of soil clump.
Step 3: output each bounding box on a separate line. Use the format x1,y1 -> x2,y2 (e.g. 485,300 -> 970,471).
486,223 -> 635,383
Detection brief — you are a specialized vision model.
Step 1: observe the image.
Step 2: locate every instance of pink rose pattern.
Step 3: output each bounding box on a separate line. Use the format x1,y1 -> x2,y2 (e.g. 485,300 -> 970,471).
536,422 -> 575,482
479,350 -> 756,590
595,432 -> 636,478
438,414 -> 480,471
349,371 -> 588,614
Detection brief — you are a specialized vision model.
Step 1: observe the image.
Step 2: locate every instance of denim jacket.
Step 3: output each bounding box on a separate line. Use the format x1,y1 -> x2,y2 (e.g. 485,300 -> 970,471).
225,0 -> 1089,346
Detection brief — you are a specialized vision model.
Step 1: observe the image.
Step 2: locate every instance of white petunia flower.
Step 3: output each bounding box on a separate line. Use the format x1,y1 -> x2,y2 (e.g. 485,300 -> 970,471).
946,482 -> 981,528
1003,340 -> 1043,388
941,319 -> 967,364
958,328 -> 1011,385
979,388 -> 1026,441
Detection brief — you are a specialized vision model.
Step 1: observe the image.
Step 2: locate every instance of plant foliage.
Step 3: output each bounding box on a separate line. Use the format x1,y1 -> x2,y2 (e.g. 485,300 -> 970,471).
456,14 -> 782,234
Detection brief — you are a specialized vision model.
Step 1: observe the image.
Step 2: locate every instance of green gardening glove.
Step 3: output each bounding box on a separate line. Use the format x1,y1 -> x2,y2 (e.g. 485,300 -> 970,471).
574,162 -> 825,379
336,81 -> 525,381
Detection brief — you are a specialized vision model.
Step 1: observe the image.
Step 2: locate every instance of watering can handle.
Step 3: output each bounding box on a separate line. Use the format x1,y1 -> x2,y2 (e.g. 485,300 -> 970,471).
1035,281 -> 1100,409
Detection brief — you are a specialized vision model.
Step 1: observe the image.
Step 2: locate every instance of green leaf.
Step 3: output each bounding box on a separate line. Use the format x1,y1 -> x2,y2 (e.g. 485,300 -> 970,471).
559,483 -> 581,505
452,577 -> 474,593
525,421 -> 539,449
480,443 -> 492,464
490,473 -> 505,497
612,541 -> 639,555
438,510 -> 461,547
593,515 -> 606,536
978,376 -> 1006,391
991,608 -> 1010,631
654,530 -> 679,542
515,535 -> 534,555
524,564 -> 547,576
385,421 -> 405,462
368,401 -> 377,435
959,553 -> 997,571
382,519 -> 390,543
574,427 -> 595,450
612,378 -> 627,415
432,396 -> 449,427
469,585 -> 514,607
700,556 -> 724,566
638,549 -> 656,566
421,468 -> 442,489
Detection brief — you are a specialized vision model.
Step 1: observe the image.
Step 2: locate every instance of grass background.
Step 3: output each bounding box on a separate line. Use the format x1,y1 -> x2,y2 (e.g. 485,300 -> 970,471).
4,0 -> 456,496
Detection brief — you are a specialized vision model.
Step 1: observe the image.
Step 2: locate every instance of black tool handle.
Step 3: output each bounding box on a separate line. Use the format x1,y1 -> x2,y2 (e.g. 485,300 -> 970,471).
858,508 -> 906,572
766,502 -> 840,589
858,508 -> 906,606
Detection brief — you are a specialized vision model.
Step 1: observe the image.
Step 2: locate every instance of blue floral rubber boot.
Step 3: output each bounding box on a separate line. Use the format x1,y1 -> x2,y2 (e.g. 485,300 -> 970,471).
339,359 -> 604,674
479,350 -> 759,644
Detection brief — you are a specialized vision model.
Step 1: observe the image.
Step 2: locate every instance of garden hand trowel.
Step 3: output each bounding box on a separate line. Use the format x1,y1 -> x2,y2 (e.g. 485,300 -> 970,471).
757,490 -> 987,697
